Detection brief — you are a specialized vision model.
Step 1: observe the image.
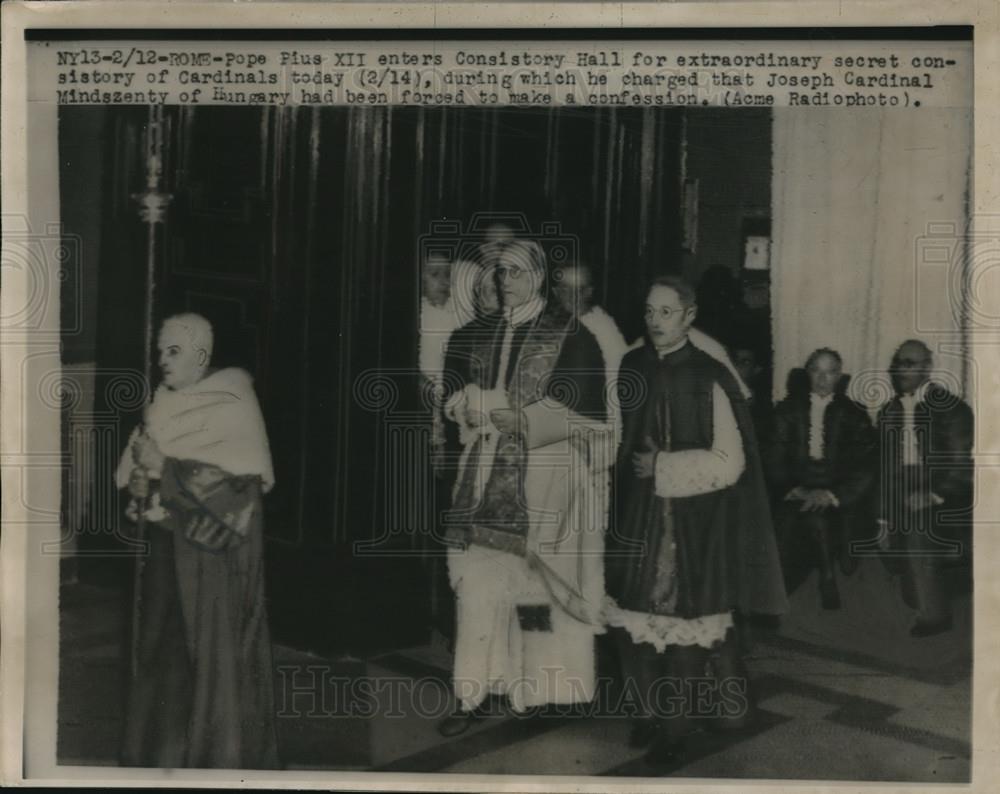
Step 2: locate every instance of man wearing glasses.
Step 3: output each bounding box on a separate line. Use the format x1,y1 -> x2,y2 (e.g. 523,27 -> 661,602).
440,238 -> 609,735
876,340 -> 974,637
606,275 -> 786,765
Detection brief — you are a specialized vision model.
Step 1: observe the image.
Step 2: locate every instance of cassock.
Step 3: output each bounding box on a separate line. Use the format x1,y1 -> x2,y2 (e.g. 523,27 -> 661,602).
605,339 -> 786,732
115,367 -> 278,768
608,340 -> 785,624
442,298 -> 609,712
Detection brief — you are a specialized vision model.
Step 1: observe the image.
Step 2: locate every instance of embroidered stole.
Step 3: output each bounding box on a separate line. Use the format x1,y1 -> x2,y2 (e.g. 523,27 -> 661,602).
448,309 -> 572,556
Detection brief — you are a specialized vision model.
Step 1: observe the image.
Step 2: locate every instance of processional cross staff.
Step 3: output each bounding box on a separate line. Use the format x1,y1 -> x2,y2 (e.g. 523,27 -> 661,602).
127,105 -> 172,678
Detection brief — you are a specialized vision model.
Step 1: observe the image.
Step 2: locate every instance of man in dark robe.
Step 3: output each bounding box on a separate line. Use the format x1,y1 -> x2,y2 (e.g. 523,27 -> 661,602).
438,239 -> 610,736
767,348 -> 876,608
606,276 -> 787,765
116,313 -> 278,768
876,339 -> 973,637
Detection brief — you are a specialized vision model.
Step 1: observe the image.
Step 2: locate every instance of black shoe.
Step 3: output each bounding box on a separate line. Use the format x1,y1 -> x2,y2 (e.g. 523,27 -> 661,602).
644,734 -> 686,768
439,699 -> 498,737
819,577 -> 841,610
628,718 -> 659,749
437,709 -> 476,737
910,617 -> 953,638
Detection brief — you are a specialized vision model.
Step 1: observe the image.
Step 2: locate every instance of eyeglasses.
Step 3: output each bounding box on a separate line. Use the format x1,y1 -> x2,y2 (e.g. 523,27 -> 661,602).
893,357 -> 928,368
496,266 -> 526,280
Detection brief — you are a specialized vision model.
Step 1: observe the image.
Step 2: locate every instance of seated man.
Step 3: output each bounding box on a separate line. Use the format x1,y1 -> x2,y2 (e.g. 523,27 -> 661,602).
115,313 -> 278,768
876,339 -> 973,637
767,348 -> 876,609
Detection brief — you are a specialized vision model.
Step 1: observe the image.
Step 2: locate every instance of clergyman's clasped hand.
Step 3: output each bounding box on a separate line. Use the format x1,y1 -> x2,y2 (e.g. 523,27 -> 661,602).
489,407 -> 527,437
132,432 -> 166,473
632,436 -> 658,479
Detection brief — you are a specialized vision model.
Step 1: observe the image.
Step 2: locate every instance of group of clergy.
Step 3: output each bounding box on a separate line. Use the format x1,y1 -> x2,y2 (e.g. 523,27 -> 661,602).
420,233 -> 974,765
110,230 -> 972,772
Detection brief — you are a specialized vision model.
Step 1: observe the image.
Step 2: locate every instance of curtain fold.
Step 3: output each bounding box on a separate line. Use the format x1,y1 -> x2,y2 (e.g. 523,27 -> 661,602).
771,108 -> 972,407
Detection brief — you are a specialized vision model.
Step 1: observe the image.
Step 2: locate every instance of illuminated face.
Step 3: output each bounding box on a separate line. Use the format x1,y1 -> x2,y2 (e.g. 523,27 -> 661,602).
497,246 -> 543,309
807,352 -> 842,398
732,348 -> 760,384
891,341 -> 932,395
552,267 -> 592,315
158,324 -> 208,390
477,224 -> 516,271
421,256 -> 452,306
485,223 -> 515,246
644,285 -> 696,350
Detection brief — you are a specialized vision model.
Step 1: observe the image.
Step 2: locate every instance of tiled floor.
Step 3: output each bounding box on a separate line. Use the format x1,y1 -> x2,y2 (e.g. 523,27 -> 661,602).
57,559 -> 971,781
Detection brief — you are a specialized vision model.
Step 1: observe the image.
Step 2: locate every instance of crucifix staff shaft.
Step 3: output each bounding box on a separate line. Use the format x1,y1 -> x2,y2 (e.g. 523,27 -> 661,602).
129,105 -> 172,679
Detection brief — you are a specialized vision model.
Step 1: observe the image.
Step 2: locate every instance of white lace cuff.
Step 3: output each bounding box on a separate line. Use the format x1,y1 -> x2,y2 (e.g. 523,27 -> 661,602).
603,596 -> 733,652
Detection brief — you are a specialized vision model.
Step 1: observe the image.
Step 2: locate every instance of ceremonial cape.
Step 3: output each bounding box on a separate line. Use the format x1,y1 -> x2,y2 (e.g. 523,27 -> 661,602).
609,342 -> 787,619
116,366 -> 274,492
117,367 -> 278,768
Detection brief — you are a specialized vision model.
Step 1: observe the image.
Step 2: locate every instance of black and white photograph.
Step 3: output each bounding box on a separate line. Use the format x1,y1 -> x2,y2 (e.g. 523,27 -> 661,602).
2,2 -> 998,790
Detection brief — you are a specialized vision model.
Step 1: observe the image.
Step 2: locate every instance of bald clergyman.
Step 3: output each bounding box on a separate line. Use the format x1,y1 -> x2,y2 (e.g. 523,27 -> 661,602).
115,313 -> 279,768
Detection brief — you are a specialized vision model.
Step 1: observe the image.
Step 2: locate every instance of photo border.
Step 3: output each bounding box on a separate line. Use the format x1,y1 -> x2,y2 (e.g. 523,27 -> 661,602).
2,1 -> 998,790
